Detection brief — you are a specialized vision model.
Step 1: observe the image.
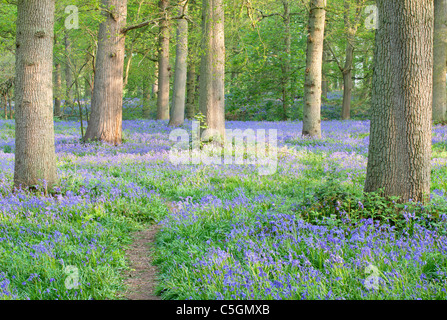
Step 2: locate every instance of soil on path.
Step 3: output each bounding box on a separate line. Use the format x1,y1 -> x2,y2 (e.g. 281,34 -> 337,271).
121,224 -> 161,300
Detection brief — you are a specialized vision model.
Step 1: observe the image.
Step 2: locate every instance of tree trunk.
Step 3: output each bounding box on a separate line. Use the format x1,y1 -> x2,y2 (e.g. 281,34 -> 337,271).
337,77 -> 342,90
142,80 -> 151,118
364,0 -> 433,203
84,76 -> 92,100
363,54 -> 372,95
199,0 -> 226,141
8,92 -> 12,118
152,61 -> 159,100
321,79 -> 328,101
14,0 -> 57,190
433,0 -> 447,123
142,62 -> 158,119
341,40 -> 354,120
54,62 -> 62,117
156,0 -> 170,120
186,9 -> 199,121
3,95 -> 7,119
341,0 -> 355,120
281,0 -> 291,121
123,40 -> 134,89
169,2 -> 189,127
302,0 -> 326,138
322,46 -> 328,101
54,35 -> 62,118
64,31 -> 74,108
186,60 -> 197,119
83,0 -> 127,145
83,75 -> 91,122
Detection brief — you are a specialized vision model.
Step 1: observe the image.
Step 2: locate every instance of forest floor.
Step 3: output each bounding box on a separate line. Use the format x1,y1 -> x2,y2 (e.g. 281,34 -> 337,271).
1,119 -> 447,300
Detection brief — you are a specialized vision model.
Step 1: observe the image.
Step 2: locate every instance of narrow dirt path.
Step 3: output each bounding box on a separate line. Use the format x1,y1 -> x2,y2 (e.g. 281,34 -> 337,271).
121,201 -> 179,300
121,224 -> 161,300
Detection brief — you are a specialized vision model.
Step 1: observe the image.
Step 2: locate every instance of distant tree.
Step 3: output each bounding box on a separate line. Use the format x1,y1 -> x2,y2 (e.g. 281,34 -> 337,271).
199,0 -> 226,141
0,78 -> 13,119
236,0 -> 301,121
64,31 -> 74,109
433,0 -> 447,123
83,0 -> 127,145
321,46 -> 329,101
169,1 -> 189,127
14,0 -> 58,190
53,34 -> 62,118
186,57 -> 198,120
0,53 -> 15,119
156,0 -> 170,120
142,60 -> 158,119
280,0 -> 292,121
340,0 -> 366,120
365,0 -> 433,203
302,0 -> 326,138
185,0 -> 201,120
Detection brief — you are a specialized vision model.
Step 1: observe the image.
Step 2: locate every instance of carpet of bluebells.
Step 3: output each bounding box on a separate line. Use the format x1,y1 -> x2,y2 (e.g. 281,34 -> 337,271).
1,115 -> 447,300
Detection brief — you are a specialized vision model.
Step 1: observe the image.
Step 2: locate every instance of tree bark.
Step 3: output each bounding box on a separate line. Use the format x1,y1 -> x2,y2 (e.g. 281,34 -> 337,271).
364,0 -> 433,203
14,0 -> 57,190
341,39 -> 354,120
169,2 -> 189,127
302,0 -> 326,138
83,0 -> 127,145
156,0 -> 170,120
186,60 -> 197,119
433,0 -> 447,122
199,0 -> 226,141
